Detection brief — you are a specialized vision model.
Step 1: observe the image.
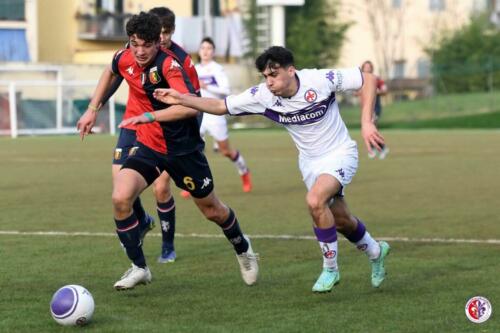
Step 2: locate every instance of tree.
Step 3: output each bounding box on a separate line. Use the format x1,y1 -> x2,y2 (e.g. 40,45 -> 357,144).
286,0 -> 349,69
428,15 -> 500,93
242,0 -> 260,60
360,0 -> 408,79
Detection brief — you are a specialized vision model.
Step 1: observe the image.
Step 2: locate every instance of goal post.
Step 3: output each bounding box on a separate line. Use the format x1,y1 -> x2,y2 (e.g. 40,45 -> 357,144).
0,80 -> 121,138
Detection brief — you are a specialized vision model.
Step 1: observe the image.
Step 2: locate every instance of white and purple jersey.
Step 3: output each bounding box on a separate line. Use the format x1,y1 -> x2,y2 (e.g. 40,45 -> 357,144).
196,61 -> 231,99
196,61 -> 231,126
225,68 -> 363,158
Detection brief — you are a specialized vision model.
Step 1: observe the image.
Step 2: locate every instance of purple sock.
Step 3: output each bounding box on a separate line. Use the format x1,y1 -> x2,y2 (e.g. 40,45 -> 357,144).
344,218 -> 367,243
313,225 -> 338,243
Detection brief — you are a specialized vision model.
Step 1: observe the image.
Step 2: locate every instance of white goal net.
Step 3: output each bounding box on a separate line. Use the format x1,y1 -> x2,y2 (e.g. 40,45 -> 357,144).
0,79 -> 119,138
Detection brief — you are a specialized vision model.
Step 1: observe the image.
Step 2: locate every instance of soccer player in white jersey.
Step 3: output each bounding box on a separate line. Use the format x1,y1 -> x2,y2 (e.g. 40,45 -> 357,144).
194,37 -> 252,194
121,46 -> 391,293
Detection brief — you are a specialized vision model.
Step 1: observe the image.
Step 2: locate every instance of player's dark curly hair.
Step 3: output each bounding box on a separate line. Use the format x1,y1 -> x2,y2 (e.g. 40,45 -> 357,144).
126,12 -> 161,43
149,7 -> 175,31
255,46 -> 294,72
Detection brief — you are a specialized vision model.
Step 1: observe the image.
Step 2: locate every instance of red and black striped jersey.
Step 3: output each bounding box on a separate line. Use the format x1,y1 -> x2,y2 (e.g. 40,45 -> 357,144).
111,48 -> 203,155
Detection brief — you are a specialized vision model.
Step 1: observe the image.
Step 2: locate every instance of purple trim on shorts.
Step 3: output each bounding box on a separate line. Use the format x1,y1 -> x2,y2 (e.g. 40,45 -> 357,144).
345,218 -> 366,243
314,225 -> 337,243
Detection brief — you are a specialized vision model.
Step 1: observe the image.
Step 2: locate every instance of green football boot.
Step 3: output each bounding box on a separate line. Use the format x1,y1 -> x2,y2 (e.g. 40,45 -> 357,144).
312,268 -> 340,293
371,241 -> 391,288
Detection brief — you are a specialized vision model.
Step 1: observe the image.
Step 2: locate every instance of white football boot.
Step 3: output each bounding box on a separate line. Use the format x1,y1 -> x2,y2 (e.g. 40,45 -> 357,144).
114,264 -> 152,290
236,236 -> 259,286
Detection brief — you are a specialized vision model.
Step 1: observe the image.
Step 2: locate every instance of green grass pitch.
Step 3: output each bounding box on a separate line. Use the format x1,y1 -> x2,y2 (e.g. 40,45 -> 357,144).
0,129 -> 499,332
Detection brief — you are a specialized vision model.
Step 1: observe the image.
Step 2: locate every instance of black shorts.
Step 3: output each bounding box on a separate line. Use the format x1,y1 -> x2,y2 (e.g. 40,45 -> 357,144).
113,128 -> 137,165
121,142 -> 214,198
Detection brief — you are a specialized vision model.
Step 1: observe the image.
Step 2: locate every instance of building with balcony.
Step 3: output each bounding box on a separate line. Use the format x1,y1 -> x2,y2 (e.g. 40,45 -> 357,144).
0,0 -> 250,65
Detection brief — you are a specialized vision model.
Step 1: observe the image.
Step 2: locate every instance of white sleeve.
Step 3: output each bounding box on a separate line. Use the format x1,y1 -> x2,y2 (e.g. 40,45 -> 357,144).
321,67 -> 363,92
225,85 -> 266,116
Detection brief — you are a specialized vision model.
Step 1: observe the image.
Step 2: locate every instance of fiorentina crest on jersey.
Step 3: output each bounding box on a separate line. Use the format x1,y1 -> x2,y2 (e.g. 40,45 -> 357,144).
304,89 -> 317,103
149,66 -> 161,84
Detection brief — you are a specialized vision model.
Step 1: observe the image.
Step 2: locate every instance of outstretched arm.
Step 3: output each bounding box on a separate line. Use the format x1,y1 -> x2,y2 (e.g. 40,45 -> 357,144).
76,66 -> 117,140
152,88 -> 228,119
359,72 -> 385,153
118,104 -> 199,128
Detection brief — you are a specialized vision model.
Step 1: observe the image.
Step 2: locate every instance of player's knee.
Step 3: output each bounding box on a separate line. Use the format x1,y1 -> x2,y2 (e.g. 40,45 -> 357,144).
111,189 -> 133,213
152,181 -> 171,202
306,192 -> 323,213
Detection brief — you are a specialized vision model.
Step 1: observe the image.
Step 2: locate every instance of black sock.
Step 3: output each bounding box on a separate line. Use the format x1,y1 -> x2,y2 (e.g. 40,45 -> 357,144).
220,208 -> 249,254
115,213 -> 146,268
157,197 -> 176,252
133,197 -> 146,224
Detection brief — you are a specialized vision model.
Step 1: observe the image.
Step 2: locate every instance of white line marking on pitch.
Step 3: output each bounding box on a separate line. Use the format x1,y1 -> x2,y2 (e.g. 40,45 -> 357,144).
0,230 -> 499,245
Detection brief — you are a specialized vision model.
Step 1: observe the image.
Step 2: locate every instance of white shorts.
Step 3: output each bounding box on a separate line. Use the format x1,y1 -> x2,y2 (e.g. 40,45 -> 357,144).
200,113 -> 229,142
298,147 -> 358,195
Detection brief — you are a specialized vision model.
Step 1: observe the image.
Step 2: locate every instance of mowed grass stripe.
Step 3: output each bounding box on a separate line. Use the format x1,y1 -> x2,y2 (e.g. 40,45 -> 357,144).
1,230 -> 500,245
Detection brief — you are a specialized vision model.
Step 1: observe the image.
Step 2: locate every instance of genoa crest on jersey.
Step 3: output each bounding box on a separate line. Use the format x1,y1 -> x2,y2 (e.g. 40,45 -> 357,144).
149,66 -> 161,84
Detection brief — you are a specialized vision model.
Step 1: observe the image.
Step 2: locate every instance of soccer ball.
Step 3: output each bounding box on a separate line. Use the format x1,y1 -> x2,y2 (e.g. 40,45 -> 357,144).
50,285 -> 94,326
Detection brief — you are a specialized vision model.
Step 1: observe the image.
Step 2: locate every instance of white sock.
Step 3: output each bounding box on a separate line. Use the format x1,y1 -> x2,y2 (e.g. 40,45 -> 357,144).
355,231 -> 380,260
232,151 -> 248,175
319,241 -> 338,270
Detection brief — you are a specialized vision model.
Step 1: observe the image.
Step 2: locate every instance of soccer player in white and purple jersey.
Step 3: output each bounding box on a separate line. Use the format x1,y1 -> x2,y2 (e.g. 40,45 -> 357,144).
195,37 -> 252,193
121,46 -> 391,293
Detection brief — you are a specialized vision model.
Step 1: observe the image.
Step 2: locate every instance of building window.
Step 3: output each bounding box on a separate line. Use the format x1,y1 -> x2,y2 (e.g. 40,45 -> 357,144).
0,29 -> 30,61
417,58 -> 430,78
192,0 -> 221,16
429,0 -> 445,11
96,0 -> 123,14
392,0 -> 402,8
0,0 -> 25,21
393,60 -> 406,78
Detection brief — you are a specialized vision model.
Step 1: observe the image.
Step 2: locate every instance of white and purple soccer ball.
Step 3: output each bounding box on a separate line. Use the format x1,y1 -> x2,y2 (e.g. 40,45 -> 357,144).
50,285 -> 94,326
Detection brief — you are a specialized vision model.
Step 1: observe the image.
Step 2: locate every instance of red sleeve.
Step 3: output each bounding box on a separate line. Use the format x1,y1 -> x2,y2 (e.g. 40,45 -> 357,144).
183,56 -> 200,91
111,49 -> 126,76
162,57 -> 190,94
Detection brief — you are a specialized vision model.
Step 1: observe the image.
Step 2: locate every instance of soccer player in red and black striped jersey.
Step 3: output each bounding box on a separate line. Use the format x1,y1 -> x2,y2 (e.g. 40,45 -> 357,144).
77,7 -> 200,267
78,12 -> 258,290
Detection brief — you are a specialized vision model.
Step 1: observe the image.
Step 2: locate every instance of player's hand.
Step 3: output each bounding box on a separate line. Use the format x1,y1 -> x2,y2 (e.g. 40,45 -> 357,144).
361,121 -> 385,154
118,114 -> 152,128
199,81 -> 207,89
76,110 -> 98,141
153,88 -> 182,105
